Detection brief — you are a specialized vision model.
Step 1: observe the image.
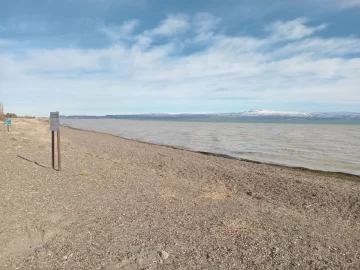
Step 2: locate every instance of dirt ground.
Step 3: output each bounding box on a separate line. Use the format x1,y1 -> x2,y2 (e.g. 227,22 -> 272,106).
0,119 -> 359,269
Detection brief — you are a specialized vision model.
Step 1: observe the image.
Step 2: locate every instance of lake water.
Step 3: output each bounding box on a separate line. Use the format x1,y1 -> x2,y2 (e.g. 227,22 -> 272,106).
61,119 -> 360,176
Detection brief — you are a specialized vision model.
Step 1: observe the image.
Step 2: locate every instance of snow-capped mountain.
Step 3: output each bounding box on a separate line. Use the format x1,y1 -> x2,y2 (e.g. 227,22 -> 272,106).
214,110 -> 360,119
242,110 -> 311,117
63,110 -> 360,120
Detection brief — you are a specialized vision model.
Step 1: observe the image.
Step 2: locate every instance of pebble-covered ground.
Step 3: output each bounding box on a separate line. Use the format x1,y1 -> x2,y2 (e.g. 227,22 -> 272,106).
0,119 -> 359,269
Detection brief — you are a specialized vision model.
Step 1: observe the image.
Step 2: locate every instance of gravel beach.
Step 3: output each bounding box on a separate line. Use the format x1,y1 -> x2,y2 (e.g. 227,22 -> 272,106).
1,119 -> 359,269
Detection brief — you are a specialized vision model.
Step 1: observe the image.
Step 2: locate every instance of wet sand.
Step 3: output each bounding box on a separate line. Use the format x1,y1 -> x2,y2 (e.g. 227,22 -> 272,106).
0,119 -> 359,269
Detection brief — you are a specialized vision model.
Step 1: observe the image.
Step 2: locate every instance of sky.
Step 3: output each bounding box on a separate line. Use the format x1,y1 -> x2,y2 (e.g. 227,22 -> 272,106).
0,0 -> 360,116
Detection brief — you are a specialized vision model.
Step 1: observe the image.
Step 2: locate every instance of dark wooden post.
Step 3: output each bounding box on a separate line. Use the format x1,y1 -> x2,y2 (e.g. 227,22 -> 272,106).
52,131 -> 55,169
57,131 -> 61,171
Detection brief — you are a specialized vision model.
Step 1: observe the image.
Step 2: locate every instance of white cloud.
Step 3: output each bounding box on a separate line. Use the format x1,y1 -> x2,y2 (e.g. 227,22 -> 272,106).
193,13 -> 222,41
101,19 -> 140,41
134,35 -> 153,50
150,14 -> 189,36
1,15 -> 360,116
211,36 -> 265,53
266,18 -> 327,41
272,37 -> 360,57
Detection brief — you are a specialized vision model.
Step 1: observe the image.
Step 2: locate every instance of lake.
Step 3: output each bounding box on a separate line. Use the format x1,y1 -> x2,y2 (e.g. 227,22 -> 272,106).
61,119 -> 360,176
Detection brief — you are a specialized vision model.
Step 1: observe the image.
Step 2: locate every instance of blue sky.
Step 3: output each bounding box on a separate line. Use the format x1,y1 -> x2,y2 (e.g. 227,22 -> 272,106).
0,0 -> 360,116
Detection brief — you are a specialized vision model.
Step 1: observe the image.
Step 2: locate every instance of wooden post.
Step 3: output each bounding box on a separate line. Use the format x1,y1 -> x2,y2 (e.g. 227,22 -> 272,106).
50,112 -> 60,171
52,131 -> 55,169
57,131 -> 61,171
7,125 -> 9,132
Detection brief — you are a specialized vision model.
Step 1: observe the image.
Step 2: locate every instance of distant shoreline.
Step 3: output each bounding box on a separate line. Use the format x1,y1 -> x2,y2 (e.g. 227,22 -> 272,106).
58,117 -> 360,125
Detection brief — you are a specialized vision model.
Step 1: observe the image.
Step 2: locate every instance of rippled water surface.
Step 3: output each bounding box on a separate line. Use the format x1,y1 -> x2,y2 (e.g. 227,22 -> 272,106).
61,119 -> 360,175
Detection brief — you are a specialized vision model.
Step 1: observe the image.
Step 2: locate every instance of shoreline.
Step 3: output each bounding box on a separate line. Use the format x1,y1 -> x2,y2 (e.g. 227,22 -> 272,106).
2,119 -> 360,269
61,123 -> 360,181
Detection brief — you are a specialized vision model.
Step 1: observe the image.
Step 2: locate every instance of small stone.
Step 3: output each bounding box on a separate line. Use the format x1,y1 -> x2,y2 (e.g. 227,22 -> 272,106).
135,258 -> 143,265
270,247 -> 278,258
160,250 -> 169,260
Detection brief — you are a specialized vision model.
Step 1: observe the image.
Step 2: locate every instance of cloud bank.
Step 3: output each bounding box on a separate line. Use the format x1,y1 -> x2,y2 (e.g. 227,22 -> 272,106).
1,13 -> 360,115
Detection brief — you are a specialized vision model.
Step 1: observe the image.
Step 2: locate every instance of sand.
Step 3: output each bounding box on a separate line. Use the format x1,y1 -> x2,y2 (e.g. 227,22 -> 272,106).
0,119 -> 359,269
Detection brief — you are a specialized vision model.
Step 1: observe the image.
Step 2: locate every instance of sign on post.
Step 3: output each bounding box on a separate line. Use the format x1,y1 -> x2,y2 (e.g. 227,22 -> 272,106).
50,112 -> 61,171
5,119 -> 11,132
50,112 -> 60,131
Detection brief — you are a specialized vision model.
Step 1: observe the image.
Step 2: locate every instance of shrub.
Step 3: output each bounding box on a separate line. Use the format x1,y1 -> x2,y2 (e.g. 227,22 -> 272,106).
5,113 -> 17,118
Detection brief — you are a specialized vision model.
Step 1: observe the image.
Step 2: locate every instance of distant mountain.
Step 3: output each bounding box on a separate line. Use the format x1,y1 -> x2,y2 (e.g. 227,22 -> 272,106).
242,110 -> 311,117
61,110 -> 360,121
222,110 -> 360,119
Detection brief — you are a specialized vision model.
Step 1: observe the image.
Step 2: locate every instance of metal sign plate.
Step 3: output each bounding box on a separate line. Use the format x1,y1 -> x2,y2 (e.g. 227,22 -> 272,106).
5,119 -> 12,125
50,112 -> 60,131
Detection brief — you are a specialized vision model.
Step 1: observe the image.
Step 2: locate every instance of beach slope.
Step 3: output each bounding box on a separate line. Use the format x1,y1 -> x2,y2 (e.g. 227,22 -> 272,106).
0,119 -> 359,269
